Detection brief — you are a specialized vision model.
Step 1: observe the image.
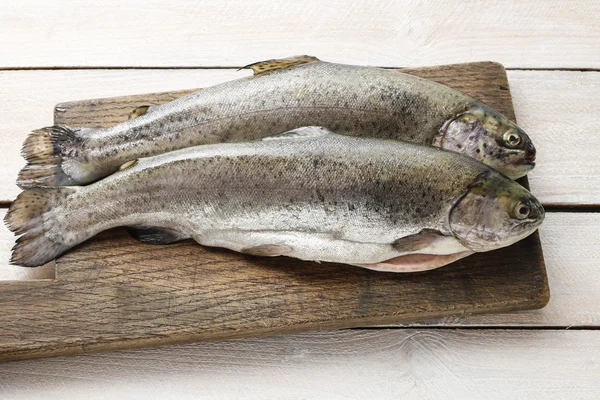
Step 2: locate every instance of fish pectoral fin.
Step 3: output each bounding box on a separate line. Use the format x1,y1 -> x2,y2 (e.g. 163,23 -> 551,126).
392,229 -> 446,252
262,126 -> 334,141
242,55 -> 320,75
127,226 -> 189,245
241,244 -> 293,257
128,105 -> 152,120
357,251 -> 474,273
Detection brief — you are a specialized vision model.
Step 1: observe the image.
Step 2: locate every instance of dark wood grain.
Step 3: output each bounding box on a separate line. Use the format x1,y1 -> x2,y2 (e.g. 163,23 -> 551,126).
0,62 -> 548,361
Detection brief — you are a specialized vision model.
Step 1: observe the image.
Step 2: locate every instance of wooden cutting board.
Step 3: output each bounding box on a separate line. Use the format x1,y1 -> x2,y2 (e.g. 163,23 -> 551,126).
0,62 -> 549,361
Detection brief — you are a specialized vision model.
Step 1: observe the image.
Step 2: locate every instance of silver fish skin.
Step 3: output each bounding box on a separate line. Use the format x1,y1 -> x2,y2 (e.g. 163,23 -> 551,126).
7,128 -> 544,270
18,57 -> 536,187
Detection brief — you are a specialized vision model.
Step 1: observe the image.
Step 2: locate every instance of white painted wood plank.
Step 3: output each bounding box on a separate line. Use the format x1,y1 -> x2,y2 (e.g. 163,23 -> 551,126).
1,0 -> 599,69
0,69 -> 597,204
0,329 -> 598,399
2,211 -> 599,329
508,71 -> 600,205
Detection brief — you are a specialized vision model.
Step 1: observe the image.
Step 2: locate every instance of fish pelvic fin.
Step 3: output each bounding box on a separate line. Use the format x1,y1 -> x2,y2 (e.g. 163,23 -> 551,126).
241,244 -> 293,257
127,226 -> 189,244
5,187 -> 78,267
242,55 -> 320,75
18,126 -> 83,188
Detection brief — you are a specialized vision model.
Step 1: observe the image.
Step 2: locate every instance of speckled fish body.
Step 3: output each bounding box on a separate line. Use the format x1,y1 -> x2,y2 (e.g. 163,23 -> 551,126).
19,58 -> 536,188
7,129 -> 544,270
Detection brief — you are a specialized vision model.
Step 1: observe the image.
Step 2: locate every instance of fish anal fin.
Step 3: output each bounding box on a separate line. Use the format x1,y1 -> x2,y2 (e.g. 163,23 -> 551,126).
357,251 -> 474,273
262,126 -> 334,141
392,229 -> 445,253
127,226 -> 188,244
128,105 -> 152,120
243,55 -> 320,75
241,244 -> 293,257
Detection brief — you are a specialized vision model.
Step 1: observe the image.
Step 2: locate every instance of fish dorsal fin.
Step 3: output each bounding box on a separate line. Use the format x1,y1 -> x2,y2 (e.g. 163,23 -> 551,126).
262,126 -> 334,141
243,55 -> 320,75
128,105 -> 152,120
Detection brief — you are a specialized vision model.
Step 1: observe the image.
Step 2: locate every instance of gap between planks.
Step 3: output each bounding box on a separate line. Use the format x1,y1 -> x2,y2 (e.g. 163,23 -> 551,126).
2,66 -> 600,72
353,326 -> 600,331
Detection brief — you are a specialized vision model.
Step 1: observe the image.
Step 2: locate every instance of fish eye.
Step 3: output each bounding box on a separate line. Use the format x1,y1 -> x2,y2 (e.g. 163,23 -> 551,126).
503,131 -> 521,147
514,202 -> 530,219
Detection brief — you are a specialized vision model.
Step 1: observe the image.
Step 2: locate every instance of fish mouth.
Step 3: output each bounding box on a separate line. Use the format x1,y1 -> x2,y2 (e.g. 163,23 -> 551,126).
508,219 -> 543,243
521,161 -> 536,169
511,160 -> 535,176
516,150 -> 535,168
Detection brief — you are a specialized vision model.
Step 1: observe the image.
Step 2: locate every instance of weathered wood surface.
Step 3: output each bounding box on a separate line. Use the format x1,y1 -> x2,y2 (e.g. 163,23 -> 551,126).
2,69 -> 598,205
0,228 -> 547,362
1,329 -> 599,399
2,0 -> 599,69
0,62 -> 549,361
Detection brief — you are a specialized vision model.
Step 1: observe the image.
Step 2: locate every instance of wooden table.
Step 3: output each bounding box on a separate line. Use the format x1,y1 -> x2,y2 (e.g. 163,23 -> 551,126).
0,1 -> 598,398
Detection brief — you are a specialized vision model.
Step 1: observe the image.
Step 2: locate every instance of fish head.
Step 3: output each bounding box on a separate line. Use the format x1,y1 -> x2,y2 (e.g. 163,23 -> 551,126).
435,102 -> 536,179
448,171 -> 544,252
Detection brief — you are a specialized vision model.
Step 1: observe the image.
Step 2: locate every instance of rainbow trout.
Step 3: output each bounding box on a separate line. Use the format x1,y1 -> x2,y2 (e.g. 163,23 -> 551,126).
19,56 -> 536,188
7,127 -> 544,270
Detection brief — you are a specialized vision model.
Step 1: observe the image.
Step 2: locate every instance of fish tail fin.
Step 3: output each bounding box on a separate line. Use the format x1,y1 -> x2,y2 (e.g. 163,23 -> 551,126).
18,126 -> 84,188
4,187 -> 78,267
